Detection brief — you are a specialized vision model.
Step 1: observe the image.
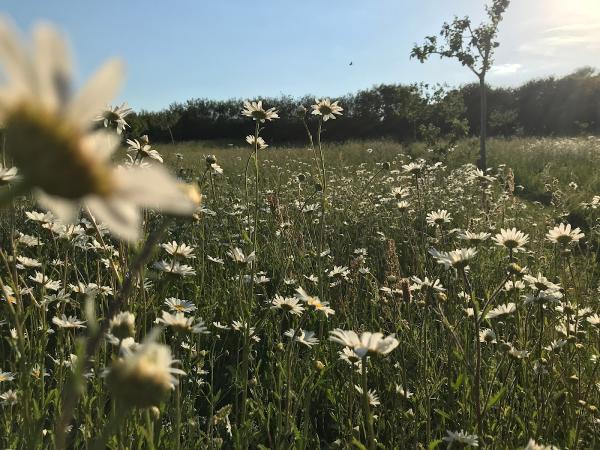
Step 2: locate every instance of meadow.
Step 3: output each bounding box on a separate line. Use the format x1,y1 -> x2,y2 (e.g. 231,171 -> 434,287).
1,9 -> 600,448
2,129 -> 600,449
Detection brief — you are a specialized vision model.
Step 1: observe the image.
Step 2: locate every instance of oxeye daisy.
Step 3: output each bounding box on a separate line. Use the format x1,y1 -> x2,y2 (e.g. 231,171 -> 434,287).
0,164 -> 18,185
126,137 -> 164,164
241,100 -> 279,122
546,223 -> 584,246
245,135 -> 268,150
156,311 -> 208,335
429,247 -> 477,270
426,209 -> 452,226
485,303 -> 516,320
459,231 -> 491,245
270,295 -> 305,316
311,99 -> 343,121
492,228 -> 529,251
106,338 -> 185,408
329,329 -> 398,359
161,241 -> 196,259
402,162 -> 424,175
52,314 -> 86,329
0,18 -> 197,241
164,297 -> 197,314
95,102 -> 132,134
0,371 -> 14,383
283,329 -> 319,347
354,385 -> 381,406
442,430 -> 479,447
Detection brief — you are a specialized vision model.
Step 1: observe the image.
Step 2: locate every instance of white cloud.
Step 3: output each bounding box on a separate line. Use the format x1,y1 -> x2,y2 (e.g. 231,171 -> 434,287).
490,63 -> 522,76
518,22 -> 600,56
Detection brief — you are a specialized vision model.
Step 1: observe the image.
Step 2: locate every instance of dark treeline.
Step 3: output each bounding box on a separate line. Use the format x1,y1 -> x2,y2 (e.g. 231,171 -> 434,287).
128,67 -> 600,144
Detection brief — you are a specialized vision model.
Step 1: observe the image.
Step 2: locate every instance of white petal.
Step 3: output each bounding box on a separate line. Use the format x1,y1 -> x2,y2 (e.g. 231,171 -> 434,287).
0,17 -> 34,94
85,195 -> 141,242
33,22 -> 72,113
83,129 -> 120,162
34,189 -> 79,224
66,59 -> 124,129
115,166 -> 196,215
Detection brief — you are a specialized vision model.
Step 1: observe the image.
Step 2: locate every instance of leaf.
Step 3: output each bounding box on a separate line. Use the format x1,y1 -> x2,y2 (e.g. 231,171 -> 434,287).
434,408 -> 451,421
451,372 -> 465,392
429,439 -> 443,449
351,438 -> 368,450
486,386 -> 507,411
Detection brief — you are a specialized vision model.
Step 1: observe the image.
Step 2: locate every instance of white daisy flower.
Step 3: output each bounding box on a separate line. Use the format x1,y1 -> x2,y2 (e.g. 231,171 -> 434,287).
0,19 -> 197,241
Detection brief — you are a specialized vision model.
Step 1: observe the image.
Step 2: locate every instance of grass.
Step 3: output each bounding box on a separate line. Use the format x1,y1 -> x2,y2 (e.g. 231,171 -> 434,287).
1,134 -> 600,449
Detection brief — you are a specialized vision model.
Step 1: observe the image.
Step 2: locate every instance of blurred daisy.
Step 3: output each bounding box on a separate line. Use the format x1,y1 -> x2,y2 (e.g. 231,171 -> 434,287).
107,339 -> 185,408
0,18 -> 196,241
284,329 -> 319,347
52,314 -> 86,329
442,430 -> 478,447
0,164 -> 18,185
0,371 -> 14,382
29,272 -> 61,291
0,389 -> 18,406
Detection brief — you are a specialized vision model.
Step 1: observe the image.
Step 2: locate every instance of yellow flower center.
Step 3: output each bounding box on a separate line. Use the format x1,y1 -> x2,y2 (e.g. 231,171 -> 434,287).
5,104 -> 114,199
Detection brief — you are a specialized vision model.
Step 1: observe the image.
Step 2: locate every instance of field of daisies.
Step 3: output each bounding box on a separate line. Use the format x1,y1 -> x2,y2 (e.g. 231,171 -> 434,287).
1,19 -> 600,450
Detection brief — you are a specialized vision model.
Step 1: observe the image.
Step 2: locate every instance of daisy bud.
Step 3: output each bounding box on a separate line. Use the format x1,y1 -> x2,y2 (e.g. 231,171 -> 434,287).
150,406 -> 161,420
314,360 -> 325,371
567,374 -> 579,385
295,105 -> 307,118
382,162 -> 390,170
205,155 -> 217,166
315,183 -> 323,192
297,173 -> 306,183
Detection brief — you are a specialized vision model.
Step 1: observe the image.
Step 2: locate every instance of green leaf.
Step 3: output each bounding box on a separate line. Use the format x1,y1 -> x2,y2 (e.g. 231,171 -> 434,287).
429,439 -> 443,449
486,386 -> 507,411
351,438 -> 368,450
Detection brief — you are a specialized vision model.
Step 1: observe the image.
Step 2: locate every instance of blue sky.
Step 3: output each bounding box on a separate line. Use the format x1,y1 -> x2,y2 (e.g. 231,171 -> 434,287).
6,0 -> 600,111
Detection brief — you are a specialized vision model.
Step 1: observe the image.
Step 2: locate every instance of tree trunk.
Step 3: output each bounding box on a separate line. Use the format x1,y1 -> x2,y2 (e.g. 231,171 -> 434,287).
479,75 -> 487,170
167,126 -> 175,145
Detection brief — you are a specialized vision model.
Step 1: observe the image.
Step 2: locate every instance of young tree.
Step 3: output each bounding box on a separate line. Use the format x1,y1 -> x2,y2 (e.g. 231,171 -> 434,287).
411,0 -> 510,170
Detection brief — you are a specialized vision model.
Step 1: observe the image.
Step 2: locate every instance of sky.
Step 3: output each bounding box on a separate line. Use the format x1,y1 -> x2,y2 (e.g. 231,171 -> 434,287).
5,0 -> 600,111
